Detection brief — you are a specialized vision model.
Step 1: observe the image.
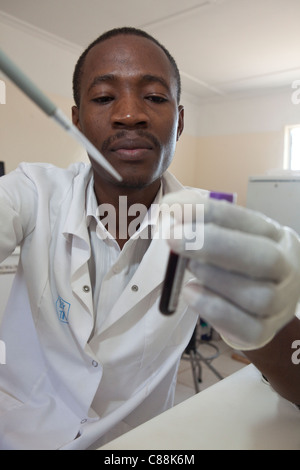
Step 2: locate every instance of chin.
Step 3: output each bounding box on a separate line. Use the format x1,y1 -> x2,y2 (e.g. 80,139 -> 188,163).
114,166 -> 163,190
115,176 -> 153,190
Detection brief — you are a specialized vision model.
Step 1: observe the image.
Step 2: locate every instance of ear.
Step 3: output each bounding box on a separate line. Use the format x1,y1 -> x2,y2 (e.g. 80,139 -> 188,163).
176,105 -> 184,141
72,105 -> 81,130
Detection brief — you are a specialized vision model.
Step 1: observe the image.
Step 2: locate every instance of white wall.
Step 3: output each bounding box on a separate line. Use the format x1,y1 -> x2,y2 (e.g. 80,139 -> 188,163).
1,11 -> 300,205
193,90 -> 300,136
0,11 -> 80,98
191,90 -> 300,205
0,13 -> 88,172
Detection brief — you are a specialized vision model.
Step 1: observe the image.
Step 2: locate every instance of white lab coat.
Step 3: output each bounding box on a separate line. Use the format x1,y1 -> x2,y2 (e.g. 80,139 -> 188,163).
0,162 -> 200,450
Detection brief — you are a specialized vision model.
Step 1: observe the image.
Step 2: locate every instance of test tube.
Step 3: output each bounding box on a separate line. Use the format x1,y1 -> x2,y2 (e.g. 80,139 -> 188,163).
159,191 -> 236,315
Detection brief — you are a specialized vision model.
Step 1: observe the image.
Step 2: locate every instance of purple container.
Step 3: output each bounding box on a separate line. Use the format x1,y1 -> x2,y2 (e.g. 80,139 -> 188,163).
209,191 -> 236,203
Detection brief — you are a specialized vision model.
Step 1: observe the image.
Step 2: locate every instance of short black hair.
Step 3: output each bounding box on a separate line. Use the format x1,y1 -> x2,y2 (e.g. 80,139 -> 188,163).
72,26 -> 181,107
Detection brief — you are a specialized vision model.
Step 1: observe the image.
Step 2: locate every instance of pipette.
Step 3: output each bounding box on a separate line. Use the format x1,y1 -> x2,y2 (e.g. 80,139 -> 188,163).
0,48 -> 122,182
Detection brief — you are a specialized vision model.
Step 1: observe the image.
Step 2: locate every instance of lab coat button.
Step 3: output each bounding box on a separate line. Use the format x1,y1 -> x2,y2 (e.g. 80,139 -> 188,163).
112,264 -> 121,274
81,419 -> 87,424
131,285 -> 139,292
92,360 -> 98,368
83,285 -> 90,293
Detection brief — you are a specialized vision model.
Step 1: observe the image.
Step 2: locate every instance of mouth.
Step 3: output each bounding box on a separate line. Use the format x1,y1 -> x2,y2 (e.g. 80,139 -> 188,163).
109,137 -> 154,160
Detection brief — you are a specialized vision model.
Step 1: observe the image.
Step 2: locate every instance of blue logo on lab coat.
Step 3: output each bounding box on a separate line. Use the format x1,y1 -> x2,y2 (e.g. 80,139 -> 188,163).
56,296 -> 70,324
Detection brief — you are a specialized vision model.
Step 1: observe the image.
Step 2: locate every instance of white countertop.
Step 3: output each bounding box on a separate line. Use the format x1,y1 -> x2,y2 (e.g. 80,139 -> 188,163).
99,365 -> 300,450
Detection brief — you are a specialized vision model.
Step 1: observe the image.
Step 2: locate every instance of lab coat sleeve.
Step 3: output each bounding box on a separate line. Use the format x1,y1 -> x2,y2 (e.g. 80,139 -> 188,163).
0,165 -> 37,262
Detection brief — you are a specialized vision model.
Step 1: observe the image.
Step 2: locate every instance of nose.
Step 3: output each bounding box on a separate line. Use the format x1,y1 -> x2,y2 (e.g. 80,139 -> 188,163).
111,94 -> 149,128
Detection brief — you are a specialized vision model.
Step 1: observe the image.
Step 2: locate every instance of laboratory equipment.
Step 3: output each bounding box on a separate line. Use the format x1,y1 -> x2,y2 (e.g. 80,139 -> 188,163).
247,174 -> 300,235
160,191 -> 236,315
0,49 -> 121,182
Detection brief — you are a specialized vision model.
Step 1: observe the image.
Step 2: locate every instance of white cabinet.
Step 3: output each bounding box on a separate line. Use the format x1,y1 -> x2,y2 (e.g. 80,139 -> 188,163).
247,175 -> 300,235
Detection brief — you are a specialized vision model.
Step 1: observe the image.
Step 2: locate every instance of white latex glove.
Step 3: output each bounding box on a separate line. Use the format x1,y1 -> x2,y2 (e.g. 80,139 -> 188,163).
163,190 -> 300,350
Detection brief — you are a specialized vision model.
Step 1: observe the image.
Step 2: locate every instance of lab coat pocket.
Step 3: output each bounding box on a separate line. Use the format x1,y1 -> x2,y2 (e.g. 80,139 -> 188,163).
0,389 -> 23,414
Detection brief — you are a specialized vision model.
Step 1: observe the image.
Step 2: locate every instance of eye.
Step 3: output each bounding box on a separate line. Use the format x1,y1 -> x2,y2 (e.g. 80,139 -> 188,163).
146,95 -> 168,104
92,96 -> 114,104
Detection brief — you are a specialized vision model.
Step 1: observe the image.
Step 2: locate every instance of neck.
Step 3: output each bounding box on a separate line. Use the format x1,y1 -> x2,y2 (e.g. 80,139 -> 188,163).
93,173 -> 162,249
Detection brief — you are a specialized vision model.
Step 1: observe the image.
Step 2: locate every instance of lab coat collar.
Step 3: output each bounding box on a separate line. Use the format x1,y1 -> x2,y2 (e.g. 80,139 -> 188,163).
162,170 -> 186,195
62,166 -> 185,243
62,163 -> 93,241
62,166 -> 187,339
95,171 -> 187,335
60,164 -> 94,342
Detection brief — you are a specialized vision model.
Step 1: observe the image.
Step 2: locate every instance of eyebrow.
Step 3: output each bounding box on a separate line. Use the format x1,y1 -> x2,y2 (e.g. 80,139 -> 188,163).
88,74 -> 116,92
88,73 -> 171,93
142,74 -> 171,92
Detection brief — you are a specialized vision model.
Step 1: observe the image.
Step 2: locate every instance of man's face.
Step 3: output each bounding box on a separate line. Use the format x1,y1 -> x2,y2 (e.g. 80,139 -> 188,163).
72,35 -> 184,189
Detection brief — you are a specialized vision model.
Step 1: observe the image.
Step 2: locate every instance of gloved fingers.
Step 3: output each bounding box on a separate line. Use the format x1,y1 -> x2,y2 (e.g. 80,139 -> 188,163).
187,262 -> 284,318
162,190 -> 300,350
162,190 -> 281,241
182,282 -> 267,347
169,221 -> 290,282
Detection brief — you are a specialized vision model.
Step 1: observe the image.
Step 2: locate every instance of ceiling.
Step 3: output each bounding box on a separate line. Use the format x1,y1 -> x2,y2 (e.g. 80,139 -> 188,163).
1,0 -> 300,103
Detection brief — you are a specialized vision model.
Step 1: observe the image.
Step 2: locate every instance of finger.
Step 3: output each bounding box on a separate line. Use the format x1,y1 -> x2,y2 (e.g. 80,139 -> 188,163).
182,282 -> 265,346
168,222 -> 290,281
187,262 -> 281,318
162,190 -> 281,241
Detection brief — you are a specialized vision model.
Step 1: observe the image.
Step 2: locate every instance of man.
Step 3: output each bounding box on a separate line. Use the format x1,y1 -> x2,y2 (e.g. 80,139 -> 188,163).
0,27 -> 299,450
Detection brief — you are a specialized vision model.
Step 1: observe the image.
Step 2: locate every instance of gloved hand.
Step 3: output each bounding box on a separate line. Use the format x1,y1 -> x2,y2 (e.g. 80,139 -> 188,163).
163,190 -> 300,350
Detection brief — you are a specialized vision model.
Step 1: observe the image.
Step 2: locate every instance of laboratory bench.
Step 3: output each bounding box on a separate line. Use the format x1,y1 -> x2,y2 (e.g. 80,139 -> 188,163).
99,364 -> 300,450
